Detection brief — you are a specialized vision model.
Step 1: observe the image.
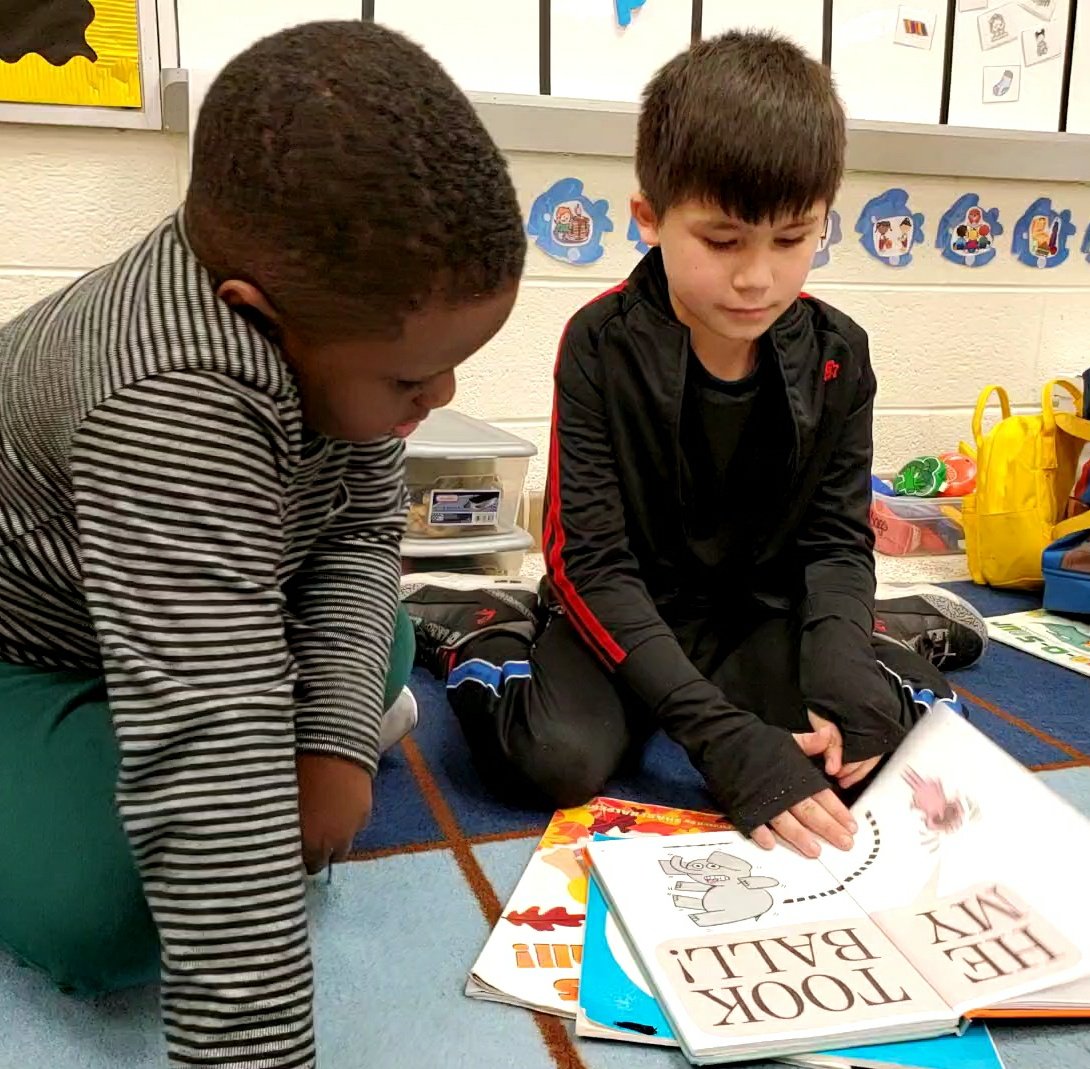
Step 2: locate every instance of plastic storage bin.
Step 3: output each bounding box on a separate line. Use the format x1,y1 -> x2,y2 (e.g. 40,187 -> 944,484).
401,528 -> 534,578
870,493 -> 965,556
404,409 -> 536,539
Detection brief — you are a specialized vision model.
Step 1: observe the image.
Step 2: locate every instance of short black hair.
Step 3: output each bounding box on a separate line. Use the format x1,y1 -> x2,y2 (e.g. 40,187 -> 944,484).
636,32 -> 846,224
185,20 -> 525,340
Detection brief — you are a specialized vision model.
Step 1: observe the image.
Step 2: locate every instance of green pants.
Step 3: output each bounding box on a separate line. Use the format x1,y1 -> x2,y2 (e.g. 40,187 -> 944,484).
0,607 -> 414,995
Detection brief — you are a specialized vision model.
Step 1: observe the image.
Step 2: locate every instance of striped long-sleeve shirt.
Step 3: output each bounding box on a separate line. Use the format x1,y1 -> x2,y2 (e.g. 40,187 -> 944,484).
0,212 -> 408,1067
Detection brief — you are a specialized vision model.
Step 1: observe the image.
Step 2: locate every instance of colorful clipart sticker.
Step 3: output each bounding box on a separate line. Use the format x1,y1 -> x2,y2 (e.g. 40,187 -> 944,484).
936,194 -> 1002,267
856,189 -> 924,267
527,178 -> 613,265
627,215 -> 650,256
1011,197 -> 1076,268
812,210 -> 842,269
615,0 -> 647,27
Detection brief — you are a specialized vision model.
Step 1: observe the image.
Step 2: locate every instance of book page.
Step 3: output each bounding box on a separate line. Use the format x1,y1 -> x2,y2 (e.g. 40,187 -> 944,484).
588,829 -> 952,1059
823,704 -> 1090,1015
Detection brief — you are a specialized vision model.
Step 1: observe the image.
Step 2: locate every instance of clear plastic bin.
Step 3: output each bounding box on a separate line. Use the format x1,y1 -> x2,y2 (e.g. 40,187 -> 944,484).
401,527 -> 534,578
404,409 -> 536,539
870,493 -> 965,556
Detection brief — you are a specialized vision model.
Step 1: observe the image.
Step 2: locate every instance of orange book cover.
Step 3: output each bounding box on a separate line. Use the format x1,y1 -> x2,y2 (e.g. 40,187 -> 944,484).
465,795 -> 727,1017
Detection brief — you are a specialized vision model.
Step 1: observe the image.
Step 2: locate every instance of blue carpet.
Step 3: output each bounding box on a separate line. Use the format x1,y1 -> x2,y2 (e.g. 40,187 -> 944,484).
3,580 -> 1089,1067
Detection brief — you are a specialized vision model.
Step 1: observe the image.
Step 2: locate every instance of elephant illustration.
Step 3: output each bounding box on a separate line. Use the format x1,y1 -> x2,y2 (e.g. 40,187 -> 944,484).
660,850 -> 778,927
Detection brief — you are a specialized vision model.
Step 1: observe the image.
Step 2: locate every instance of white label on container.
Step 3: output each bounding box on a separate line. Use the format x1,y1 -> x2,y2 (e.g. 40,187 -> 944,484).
428,489 -> 501,527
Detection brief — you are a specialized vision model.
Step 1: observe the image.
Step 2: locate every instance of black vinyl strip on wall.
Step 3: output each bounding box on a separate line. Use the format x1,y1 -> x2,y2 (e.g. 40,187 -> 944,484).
1059,0 -> 1080,131
361,0 -> 374,20
539,0 -> 551,94
938,0 -> 957,124
822,0 -> 833,67
692,0 -> 703,43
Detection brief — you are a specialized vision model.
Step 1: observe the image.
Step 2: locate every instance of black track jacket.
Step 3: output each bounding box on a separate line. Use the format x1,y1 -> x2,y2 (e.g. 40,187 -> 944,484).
543,248 -> 908,831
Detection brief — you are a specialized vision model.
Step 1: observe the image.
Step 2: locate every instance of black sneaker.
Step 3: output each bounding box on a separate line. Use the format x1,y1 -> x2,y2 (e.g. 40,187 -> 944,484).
400,572 -> 540,679
873,584 -> 988,671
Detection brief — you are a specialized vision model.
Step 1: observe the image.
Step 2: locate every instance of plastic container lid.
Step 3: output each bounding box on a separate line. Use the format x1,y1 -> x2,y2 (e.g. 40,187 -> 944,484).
405,408 -> 536,460
401,526 -> 534,558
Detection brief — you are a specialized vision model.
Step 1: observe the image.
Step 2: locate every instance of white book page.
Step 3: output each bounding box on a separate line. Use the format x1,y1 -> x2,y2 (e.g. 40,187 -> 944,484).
824,704 -> 1090,1016
588,830 -> 951,1059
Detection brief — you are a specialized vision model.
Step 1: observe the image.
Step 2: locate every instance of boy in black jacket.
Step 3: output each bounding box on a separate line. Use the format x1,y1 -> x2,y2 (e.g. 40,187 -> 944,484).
403,32 -> 986,857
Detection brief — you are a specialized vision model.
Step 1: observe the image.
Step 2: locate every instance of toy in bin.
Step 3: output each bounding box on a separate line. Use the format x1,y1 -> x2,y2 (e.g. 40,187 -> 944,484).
891,452 -> 976,497
871,452 -> 975,556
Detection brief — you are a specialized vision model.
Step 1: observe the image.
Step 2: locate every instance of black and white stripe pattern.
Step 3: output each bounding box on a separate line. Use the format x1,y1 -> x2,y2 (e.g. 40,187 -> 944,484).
0,213 -> 407,1067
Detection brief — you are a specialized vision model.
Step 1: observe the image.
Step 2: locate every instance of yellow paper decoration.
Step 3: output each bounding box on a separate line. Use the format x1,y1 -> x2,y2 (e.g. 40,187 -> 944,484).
0,0 -> 142,109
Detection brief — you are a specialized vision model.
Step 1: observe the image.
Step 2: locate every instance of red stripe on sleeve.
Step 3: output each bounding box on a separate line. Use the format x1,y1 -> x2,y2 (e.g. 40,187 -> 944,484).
543,283 -> 628,668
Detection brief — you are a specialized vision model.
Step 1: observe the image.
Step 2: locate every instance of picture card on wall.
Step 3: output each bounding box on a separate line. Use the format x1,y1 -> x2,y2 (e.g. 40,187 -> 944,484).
811,210 -> 842,270
959,0 -> 988,9
936,193 -> 1003,267
615,0 -> 647,27
627,215 -> 651,256
979,6 -> 1019,50
1022,21 -> 1063,65
983,63 -> 1021,102
1011,196 -> 1076,268
527,178 -> 613,265
894,6 -> 937,49
1019,0 -> 1058,20
855,188 -> 925,268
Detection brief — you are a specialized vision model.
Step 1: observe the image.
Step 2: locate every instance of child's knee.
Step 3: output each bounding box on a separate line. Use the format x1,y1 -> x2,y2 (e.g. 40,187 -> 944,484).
30,892 -> 159,995
1,856 -> 159,996
522,743 -> 617,808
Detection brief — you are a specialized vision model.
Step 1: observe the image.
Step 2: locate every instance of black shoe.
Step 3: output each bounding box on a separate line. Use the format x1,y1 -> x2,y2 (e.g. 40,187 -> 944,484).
874,584 -> 988,671
400,572 -> 540,679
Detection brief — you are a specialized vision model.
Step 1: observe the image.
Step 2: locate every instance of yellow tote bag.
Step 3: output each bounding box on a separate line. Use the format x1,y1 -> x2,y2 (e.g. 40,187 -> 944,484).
963,379 -> 1090,590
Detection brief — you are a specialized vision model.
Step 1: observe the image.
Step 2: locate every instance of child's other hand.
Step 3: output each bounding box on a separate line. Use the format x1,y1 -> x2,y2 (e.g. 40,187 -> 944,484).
797,710 -> 843,776
836,754 -> 883,790
296,754 -> 374,874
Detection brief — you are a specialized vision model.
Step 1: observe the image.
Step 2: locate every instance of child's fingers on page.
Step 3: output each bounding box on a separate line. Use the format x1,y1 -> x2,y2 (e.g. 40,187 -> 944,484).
789,794 -> 853,852
769,810 -> 820,858
750,825 -> 777,850
814,787 -> 855,830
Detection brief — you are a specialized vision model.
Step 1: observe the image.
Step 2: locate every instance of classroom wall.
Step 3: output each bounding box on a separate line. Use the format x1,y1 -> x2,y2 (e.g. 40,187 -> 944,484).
465,156 -> 1090,489
3,123 -> 1088,495
0,124 -> 187,326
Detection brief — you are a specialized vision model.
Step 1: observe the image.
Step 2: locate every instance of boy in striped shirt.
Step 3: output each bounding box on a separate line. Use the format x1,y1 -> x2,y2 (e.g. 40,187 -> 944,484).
0,21 -> 524,1069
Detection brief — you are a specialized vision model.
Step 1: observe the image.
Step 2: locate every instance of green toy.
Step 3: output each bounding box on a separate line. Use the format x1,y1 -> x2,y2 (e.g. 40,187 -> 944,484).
893,455 -> 948,497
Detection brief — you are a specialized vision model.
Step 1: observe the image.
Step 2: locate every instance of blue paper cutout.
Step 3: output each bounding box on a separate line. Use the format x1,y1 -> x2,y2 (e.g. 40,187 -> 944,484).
615,0 -> 647,27
1081,223 -> 1090,265
811,210 -> 842,270
627,215 -> 650,256
855,188 -> 924,268
936,193 -> 1002,268
527,178 -> 613,266
1011,197 -> 1076,269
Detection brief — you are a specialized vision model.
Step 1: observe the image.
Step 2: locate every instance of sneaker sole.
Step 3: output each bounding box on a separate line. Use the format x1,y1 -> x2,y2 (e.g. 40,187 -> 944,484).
875,583 -> 989,648
399,571 -> 537,595
379,686 -> 419,754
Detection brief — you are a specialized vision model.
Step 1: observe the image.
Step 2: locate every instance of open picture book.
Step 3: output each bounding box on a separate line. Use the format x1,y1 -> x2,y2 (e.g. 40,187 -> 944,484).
587,703 -> 1090,1065
577,837 -> 1005,1069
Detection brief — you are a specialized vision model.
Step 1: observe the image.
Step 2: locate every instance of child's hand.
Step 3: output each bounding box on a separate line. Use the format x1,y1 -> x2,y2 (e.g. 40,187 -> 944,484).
748,718 -> 856,858
296,754 -> 374,874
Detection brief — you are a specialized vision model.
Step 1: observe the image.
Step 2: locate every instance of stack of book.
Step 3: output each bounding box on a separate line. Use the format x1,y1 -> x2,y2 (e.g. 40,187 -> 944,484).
467,704 -> 1090,1067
